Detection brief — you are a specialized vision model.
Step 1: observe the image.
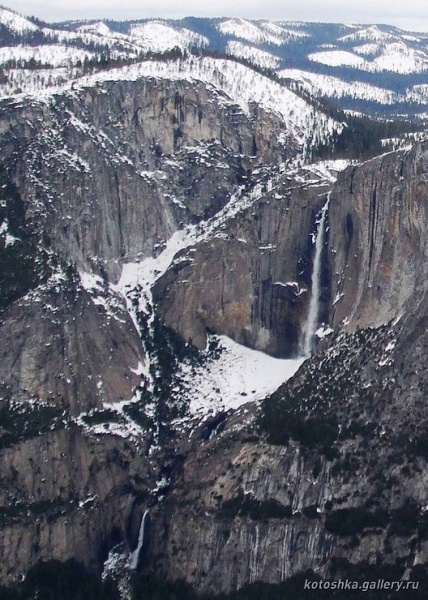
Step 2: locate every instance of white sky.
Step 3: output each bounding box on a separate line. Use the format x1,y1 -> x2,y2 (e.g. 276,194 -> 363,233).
6,0 -> 428,33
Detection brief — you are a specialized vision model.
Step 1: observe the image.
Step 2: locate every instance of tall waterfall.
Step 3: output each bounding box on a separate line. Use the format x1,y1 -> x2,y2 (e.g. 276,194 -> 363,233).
129,509 -> 149,570
300,194 -> 330,357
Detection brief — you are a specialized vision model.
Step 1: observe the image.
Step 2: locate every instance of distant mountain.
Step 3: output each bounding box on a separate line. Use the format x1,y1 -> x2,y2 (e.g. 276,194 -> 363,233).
1,7 -> 428,119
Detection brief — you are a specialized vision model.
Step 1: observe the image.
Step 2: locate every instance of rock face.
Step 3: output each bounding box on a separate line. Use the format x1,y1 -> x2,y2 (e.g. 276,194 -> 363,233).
154,141 -> 428,357
329,143 -> 428,331
0,74 -> 294,282
149,415 -> 337,593
0,59 -> 319,587
0,280 -> 144,415
148,314 -> 428,595
0,427 -> 151,586
142,142 -> 428,594
2,56 -> 428,596
0,60 -> 310,413
153,180 -> 330,356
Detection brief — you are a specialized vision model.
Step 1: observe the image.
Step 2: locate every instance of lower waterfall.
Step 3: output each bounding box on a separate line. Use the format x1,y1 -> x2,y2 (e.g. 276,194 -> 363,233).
129,509 -> 149,570
300,194 -> 330,357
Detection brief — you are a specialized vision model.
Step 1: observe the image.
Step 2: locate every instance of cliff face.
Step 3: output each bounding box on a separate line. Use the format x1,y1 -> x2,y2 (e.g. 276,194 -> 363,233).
0,427 -> 151,586
0,279 -> 144,415
142,143 -> 428,594
329,143 -> 428,331
2,58 -> 428,596
150,418 -> 337,593
0,59 -> 310,415
148,311 -> 428,595
0,61 -> 315,586
153,140 -> 428,358
153,179 -> 330,356
0,75 -> 292,282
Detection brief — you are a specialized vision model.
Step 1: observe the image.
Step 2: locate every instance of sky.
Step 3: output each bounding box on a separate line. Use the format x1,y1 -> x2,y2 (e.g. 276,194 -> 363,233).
7,0 -> 428,33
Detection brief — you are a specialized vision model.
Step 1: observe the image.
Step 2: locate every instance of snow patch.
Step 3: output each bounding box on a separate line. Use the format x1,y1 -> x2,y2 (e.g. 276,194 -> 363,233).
0,7 -> 38,34
180,335 -> 304,417
218,18 -> 306,46
0,220 -> 19,247
129,21 -> 208,52
226,41 -> 280,69
316,325 -> 334,339
308,50 -> 366,68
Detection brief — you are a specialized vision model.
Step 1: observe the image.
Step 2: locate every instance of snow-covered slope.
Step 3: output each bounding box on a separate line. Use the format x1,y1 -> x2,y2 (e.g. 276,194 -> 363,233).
1,6 -> 428,121
0,6 -> 38,34
367,42 -> 428,74
40,26 -> 139,54
128,21 -> 208,52
339,25 -> 395,43
0,45 -> 95,67
309,42 -> 428,74
279,69 -> 398,105
77,21 -> 113,37
218,18 -> 305,46
42,19 -> 207,56
308,50 -> 366,69
0,67 -> 81,97
179,335 -> 304,416
226,41 -> 281,69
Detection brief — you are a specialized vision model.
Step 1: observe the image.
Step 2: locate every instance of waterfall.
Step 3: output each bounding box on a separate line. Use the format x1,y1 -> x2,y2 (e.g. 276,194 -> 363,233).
129,509 -> 149,570
300,194 -> 330,357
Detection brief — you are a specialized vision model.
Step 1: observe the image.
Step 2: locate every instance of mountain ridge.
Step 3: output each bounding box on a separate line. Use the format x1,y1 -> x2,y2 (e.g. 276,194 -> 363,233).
2,6 -> 428,121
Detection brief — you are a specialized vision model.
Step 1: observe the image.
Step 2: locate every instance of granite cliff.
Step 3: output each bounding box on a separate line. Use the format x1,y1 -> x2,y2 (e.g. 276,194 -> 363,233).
1,50 -> 428,599
0,55 -> 338,588
144,142 -> 428,595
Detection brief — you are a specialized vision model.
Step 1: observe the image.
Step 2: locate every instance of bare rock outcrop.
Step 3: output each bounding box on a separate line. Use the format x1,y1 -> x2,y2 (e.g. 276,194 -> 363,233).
329,142 -> 428,330
153,178 -> 330,356
0,427 -> 151,586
